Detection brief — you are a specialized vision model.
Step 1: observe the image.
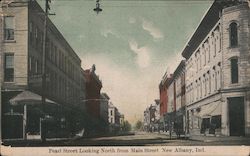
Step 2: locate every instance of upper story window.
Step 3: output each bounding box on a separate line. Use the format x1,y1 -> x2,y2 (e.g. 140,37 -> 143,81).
29,22 -> 33,44
4,16 -> 14,40
4,53 -> 14,82
231,58 -> 238,84
110,110 -> 113,116
229,22 -> 238,47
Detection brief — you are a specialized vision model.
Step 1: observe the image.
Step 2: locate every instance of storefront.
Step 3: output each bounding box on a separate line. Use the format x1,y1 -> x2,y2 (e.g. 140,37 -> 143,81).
188,101 -> 222,135
2,90 -> 64,140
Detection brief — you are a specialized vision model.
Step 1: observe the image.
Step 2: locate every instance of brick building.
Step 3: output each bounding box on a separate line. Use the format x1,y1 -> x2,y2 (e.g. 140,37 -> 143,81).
159,72 -> 172,131
84,65 -> 102,120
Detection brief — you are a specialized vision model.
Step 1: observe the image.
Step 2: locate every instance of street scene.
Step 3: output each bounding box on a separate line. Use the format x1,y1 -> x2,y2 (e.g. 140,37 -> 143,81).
1,0 -> 250,150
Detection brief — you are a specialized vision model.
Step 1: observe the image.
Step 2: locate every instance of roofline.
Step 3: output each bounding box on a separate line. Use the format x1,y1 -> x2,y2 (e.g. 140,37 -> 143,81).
173,60 -> 185,78
29,0 -> 81,63
181,1 -> 215,59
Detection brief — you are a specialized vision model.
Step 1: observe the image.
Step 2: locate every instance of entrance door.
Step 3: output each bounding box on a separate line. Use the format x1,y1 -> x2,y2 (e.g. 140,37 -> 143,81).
228,97 -> 245,136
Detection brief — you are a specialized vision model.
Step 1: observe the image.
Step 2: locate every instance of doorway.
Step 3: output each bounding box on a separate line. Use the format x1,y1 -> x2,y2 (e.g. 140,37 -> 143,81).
228,97 -> 245,136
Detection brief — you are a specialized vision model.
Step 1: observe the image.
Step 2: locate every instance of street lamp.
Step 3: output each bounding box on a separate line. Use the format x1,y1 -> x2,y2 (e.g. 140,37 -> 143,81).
93,0 -> 102,14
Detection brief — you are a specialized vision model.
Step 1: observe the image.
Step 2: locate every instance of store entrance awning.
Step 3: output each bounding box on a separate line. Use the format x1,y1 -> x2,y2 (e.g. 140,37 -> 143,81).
196,101 -> 221,118
9,90 -> 57,106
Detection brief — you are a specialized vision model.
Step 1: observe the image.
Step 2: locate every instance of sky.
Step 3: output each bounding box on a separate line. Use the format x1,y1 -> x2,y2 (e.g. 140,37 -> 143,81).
40,0 -> 212,125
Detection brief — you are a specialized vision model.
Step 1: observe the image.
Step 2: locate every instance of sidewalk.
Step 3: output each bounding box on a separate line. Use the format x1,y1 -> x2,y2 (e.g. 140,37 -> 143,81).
2,137 -> 72,147
156,131 -> 250,143
189,135 -> 250,143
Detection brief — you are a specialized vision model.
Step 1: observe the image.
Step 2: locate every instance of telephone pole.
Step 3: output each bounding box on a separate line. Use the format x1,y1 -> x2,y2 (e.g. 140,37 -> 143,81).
41,0 -> 52,142
0,1 -> 3,142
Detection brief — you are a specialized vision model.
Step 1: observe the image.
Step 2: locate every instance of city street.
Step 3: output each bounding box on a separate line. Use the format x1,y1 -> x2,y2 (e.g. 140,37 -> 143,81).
66,132 -> 250,146
3,131 -> 250,147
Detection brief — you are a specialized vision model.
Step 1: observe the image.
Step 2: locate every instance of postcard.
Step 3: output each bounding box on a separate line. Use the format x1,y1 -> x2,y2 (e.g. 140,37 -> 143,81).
0,0 -> 250,156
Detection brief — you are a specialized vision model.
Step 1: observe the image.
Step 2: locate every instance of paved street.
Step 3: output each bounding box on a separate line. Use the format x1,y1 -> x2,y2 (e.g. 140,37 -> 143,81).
3,131 -> 250,147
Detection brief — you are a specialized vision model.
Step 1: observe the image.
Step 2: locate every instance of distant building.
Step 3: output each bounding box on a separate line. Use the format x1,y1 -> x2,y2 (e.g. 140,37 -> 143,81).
108,102 -> 122,133
172,60 -> 186,135
108,102 -> 115,124
159,72 -> 171,116
84,65 -> 102,120
159,73 -> 172,131
120,114 -> 124,126
167,76 -> 176,113
143,107 -> 150,132
100,93 -> 109,124
154,99 -> 160,122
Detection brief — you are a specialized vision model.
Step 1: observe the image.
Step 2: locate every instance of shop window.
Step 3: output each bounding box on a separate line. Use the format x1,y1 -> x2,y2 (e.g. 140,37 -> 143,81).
200,118 -> 210,134
211,115 -> 221,129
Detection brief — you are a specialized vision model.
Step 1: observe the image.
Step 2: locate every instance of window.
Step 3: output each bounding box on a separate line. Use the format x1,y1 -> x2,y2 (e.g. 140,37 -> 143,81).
204,75 -> 207,96
229,22 -> 238,47
208,45 -> 210,62
35,27 -> 38,47
200,118 -> 210,134
217,62 -> 221,89
211,115 -> 221,129
110,110 -> 113,116
208,71 -> 211,94
199,78 -> 202,98
4,16 -> 14,40
214,37 -> 217,56
29,57 -> 32,72
29,22 -> 33,45
213,66 -> 217,91
231,58 -> 238,84
4,54 -> 14,82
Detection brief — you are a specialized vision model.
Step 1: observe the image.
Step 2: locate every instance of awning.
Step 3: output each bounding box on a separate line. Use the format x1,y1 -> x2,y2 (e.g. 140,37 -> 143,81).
176,107 -> 185,116
196,101 -> 221,118
9,90 -> 58,106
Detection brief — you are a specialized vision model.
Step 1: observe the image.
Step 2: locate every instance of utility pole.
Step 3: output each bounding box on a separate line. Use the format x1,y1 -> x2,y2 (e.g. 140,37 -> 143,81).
41,0 -> 52,143
0,1 -> 3,142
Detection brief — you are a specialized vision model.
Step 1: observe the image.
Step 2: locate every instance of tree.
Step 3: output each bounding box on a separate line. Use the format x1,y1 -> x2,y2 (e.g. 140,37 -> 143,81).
122,120 -> 132,132
135,120 -> 143,131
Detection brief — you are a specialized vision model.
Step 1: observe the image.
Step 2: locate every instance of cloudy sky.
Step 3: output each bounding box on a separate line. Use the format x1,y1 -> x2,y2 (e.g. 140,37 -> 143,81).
42,0 -> 212,124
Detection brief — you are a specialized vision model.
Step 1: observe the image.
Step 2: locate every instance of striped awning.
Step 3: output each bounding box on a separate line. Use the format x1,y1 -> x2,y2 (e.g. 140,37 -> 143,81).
196,101 -> 221,118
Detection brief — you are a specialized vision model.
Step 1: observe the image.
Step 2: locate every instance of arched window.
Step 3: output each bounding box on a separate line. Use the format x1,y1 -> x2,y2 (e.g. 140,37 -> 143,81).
229,22 -> 238,47
231,58 -> 238,84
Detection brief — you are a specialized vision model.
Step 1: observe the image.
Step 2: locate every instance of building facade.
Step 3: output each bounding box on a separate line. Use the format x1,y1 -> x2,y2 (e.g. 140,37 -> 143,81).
182,0 -> 250,136
108,102 -> 122,133
172,60 -> 186,135
100,93 -> 109,124
143,107 -> 150,132
159,73 -> 169,116
154,99 -> 160,123
84,65 -> 102,120
1,0 -> 86,139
